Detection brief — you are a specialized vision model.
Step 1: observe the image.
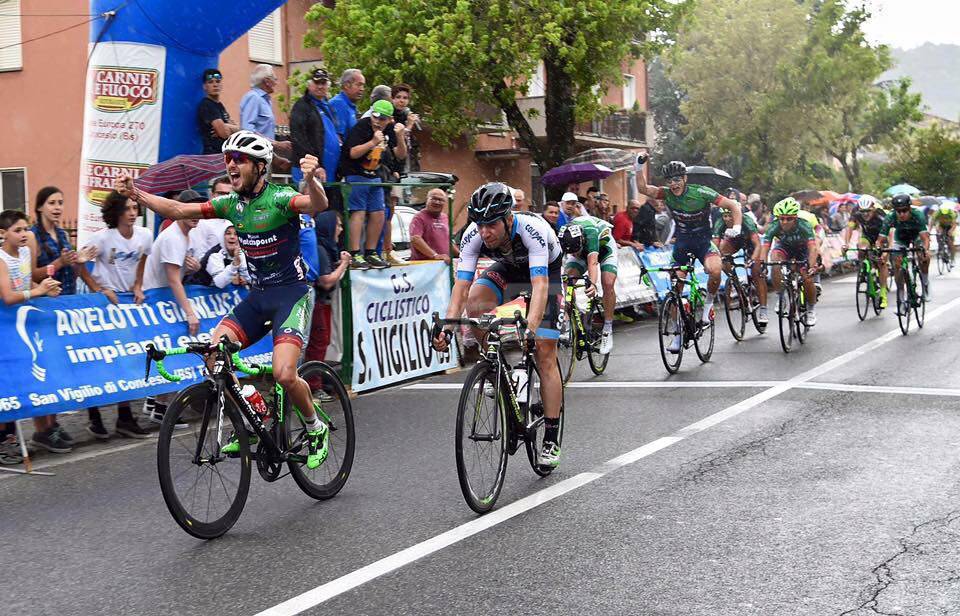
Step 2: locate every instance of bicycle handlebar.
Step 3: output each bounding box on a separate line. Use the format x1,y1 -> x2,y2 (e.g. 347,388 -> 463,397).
561,274 -> 597,290
145,336 -> 269,383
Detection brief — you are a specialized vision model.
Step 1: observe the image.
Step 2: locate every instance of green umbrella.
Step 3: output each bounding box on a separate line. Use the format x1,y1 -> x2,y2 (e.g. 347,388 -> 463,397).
883,183 -> 920,197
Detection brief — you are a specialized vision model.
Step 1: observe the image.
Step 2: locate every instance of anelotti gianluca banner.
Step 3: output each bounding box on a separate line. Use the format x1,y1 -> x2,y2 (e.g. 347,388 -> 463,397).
0,286 -> 272,423
351,262 -> 457,392
77,42 -> 165,246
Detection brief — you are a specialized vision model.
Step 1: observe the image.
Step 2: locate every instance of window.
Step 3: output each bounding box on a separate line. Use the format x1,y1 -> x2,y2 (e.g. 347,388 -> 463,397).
622,74 -> 636,109
248,8 -> 283,65
527,62 -> 545,97
0,168 -> 26,212
0,0 -> 23,71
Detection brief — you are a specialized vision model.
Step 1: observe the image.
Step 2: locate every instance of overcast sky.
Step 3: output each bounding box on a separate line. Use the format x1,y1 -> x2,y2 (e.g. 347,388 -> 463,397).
861,0 -> 960,49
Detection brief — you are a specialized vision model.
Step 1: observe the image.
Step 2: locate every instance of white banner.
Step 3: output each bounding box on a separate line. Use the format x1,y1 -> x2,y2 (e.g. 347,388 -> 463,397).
351,262 -> 457,392
77,42 -> 166,246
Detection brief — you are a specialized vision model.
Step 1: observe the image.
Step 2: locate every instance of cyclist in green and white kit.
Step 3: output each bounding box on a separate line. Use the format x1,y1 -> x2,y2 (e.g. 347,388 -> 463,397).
558,215 -> 618,354
116,131 -> 332,469
879,193 -> 930,301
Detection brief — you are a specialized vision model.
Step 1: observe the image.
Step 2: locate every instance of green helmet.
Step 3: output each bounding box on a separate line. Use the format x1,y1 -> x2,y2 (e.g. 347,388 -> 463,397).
940,204 -> 954,215
773,197 -> 800,217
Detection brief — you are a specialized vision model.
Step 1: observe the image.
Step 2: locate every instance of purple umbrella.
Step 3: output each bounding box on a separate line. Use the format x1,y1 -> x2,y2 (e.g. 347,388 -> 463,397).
541,163 -> 613,187
135,154 -> 225,195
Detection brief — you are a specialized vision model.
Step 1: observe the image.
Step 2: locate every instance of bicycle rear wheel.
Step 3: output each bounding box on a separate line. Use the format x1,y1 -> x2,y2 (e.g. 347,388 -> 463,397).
456,361 -> 509,513
525,358 -> 564,477
694,301 -> 715,362
896,271 -> 911,335
658,294 -> 684,374
557,304 -> 577,385
724,276 -> 746,341
586,301 -> 609,375
911,266 -> 926,328
285,361 -> 355,500
855,268 -> 869,321
778,289 -> 795,353
796,286 -> 808,345
937,249 -> 946,275
749,280 -> 765,333
872,271 -> 883,315
157,382 -> 251,540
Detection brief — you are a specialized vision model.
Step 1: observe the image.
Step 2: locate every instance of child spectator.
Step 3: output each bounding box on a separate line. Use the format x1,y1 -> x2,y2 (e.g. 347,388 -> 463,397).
201,225 -> 251,288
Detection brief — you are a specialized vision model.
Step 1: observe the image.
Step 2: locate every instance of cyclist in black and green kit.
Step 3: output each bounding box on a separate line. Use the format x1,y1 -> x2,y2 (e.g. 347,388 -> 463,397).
713,207 -> 767,323
116,130 -> 332,469
879,193 -> 930,301
760,197 -> 820,325
635,155 -> 742,352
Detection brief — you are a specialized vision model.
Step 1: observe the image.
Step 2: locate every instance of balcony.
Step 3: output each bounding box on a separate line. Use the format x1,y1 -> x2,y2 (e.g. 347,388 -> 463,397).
577,110 -> 647,147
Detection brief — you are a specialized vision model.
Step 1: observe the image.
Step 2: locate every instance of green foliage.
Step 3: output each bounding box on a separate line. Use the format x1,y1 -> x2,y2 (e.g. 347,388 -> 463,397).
890,124 -> 960,196
646,58 -> 707,167
306,0 -> 684,171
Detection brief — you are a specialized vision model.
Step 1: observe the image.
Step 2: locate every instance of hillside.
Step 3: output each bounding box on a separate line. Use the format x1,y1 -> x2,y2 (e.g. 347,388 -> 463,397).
881,43 -> 960,121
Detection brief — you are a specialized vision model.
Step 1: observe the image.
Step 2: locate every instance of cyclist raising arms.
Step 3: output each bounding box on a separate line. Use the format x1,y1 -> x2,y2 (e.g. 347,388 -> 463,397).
760,197 -> 820,325
879,193 -> 930,300
712,206 -> 766,323
432,183 -> 565,468
929,203 -> 957,265
115,130 -> 332,469
558,215 -> 618,354
636,156 -> 742,351
842,194 -> 888,308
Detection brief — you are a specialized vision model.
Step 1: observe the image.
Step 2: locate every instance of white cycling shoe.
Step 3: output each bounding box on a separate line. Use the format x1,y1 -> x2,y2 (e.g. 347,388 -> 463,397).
666,335 -> 682,354
599,330 -> 613,355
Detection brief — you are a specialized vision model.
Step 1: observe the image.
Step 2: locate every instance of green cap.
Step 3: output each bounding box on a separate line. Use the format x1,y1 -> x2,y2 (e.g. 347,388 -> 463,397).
370,99 -> 394,118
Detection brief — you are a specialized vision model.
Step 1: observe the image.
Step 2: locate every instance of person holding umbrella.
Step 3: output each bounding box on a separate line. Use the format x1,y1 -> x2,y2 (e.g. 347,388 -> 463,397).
635,155 -> 742,350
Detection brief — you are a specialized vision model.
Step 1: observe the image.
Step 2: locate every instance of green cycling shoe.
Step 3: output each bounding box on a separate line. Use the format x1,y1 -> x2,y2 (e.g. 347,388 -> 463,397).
222,432 -> 258,456
305,420 -> 329,470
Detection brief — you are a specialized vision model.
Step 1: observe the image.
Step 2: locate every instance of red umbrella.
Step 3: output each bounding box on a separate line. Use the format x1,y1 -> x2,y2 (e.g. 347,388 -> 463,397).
135,154 -> 225,195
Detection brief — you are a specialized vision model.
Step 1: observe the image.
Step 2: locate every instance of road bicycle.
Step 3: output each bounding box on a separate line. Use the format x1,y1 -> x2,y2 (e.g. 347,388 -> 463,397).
556,274 -> 609,385
720,254 -> 765,340
146,338 -> 355,539
432,309 -> 564,514
885,246 -> 926,335
935,232 -> 954,275
847,247 -> 886,321
640,254 -> 715,374
768,260 -> 812,354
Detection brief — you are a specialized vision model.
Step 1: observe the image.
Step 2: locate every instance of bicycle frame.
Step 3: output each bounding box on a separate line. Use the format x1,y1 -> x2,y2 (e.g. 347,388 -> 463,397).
561,274 -> 602,352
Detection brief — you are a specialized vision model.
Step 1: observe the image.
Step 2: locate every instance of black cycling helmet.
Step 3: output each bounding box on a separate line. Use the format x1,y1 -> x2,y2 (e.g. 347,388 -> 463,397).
558,224 -> 584,255
662,160 -> 687,179
468,182 -> 514,224
891,193 -> 912,209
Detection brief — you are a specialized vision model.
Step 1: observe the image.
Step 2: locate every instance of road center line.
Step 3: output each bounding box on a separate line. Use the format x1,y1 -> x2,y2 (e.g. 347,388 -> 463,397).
256,294 -> 960,616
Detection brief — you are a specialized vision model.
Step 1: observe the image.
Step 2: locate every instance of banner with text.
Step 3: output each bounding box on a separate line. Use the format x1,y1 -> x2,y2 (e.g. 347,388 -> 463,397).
77,42 -> 166,246
351,262 -> 457,392
0,286 -> 272,423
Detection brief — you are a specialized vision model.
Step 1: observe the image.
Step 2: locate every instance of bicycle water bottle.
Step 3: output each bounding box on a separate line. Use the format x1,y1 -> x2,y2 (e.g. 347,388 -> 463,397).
241,384 -> 270,419
511,366 -> 529,404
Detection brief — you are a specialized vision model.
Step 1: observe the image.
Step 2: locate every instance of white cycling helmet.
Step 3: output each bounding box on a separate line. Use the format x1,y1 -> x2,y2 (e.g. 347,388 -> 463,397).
222,130 -> 273,166
857,194 -> 878,210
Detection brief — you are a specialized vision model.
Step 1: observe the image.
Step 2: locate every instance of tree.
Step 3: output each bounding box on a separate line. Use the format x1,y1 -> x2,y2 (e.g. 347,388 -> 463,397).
890,124 -> 960,196
646,58 -> 707,167
785,0 -> 923,192
665,0 -> 813,193
306,0 -> 684,175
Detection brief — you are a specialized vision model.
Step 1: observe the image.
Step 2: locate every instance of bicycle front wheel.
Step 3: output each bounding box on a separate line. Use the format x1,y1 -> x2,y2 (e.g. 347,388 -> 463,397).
912,266 -> 926,328
524,358 -> 564,477
724,276 -> 746,341
557,303 -> 577,385
778,289 -> 795,353
285,361 -> 355,500
896,270 -> 910,335
586,301 -> 610,375
694,302 -> 715,362
937,249 -> 946,275
157,382 -> 251,540
749,280 -> 765,333
456,361 -> 509,514
658,294 -> 684,374
855,268 -> 869,321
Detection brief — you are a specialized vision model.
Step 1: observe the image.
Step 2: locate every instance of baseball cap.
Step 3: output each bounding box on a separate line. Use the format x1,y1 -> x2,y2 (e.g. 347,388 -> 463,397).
370,99 -> 394,118
178,189 -> 206,203
310,67 -> 329,83
561,192 -> 579,202
202,68 -> 222,82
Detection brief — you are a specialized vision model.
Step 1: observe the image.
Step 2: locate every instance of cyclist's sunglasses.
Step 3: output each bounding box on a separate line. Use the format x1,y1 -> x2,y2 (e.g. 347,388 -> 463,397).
666,176 -> 684,185
778,215 -> 798,221
205,73 -> 222,82
894,207 -> 911,213
224,151 -> 252,165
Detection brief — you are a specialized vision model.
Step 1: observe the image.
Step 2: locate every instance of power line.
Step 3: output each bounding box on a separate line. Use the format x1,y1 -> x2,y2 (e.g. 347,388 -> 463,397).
0,13 -> 98,17
0,15 -> 99,51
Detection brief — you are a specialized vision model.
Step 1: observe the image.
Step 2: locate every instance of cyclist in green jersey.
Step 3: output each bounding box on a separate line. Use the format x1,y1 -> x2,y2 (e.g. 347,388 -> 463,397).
842,194 -> 889,308
116,131 -> 332,469
929,203 -> 957,264
759,197 -> 820,325
879,193 -> 930,300
712,208 -> 767,323
635,156 -> 742,350
558,215 -> 618,354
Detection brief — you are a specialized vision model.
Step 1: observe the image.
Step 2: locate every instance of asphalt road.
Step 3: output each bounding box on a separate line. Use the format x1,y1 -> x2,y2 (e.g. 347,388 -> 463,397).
4,270 -> 960,616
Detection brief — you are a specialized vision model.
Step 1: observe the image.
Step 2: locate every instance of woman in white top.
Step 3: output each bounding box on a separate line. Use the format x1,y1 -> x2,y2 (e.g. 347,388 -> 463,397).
80,191 -> 154,440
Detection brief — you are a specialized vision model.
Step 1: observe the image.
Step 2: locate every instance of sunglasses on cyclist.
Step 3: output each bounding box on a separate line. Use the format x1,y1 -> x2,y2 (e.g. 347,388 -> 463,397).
666,176 -> 684,185
778,215 -> 798,221
223,151 -> 252,165
895,207 -> 911,214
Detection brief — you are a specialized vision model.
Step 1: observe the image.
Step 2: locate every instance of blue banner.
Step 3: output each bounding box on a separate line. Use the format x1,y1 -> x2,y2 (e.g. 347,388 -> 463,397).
638,248 -> 710,300
0,286 -> 272,422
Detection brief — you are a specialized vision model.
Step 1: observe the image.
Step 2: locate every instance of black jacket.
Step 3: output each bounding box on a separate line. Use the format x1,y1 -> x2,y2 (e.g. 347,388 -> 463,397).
289,93 -> 327,170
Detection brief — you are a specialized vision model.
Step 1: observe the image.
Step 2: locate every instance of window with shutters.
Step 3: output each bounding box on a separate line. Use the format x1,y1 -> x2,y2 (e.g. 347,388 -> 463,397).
0,0 -> 23,72
0,168 -> 27,212
248,8 -> 283,65
622,74 -> 636,109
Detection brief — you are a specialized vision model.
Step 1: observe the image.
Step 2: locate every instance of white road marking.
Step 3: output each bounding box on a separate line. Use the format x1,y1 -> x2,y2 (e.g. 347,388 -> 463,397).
254,295 -> 960,616
796,382 -> 960,397
405,381 -> 781,390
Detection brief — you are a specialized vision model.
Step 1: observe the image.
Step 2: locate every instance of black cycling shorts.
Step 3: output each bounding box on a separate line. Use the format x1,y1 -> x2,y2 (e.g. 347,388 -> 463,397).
222,284 -> 313,349
474,259 -> 562,339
